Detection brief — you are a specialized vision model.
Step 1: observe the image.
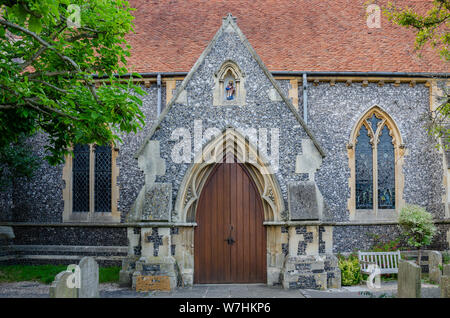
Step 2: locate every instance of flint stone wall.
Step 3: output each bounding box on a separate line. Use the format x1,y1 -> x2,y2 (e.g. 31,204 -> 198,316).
308,82 -> 444,222
152,30 -> 312,222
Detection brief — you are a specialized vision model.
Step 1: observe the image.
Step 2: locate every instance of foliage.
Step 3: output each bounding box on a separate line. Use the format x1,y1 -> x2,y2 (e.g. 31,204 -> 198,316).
381,1 -> 449,148
338,254 -> 362,286
0,264 -> 121,284
443,251 -> 450,264
398,204 -> 437,249
98,266 -> 121,283
0,135 -> 40,190
421,273 -> 439,285
0,0 -> 145,165
368,233 -> 401,252
425,84 -> 450,150
383,0 -> 449,61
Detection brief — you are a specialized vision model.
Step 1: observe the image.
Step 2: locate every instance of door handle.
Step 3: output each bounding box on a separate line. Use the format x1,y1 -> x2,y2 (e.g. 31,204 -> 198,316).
225,237 -> 235,245
225,225 -> 235,245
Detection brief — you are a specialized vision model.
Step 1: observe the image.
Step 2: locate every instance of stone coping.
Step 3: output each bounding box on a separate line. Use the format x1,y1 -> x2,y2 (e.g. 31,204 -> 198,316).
1,218 -> 450,227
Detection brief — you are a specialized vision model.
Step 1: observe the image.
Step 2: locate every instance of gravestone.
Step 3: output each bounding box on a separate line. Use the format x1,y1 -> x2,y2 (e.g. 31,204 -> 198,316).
428,251 -> 442,284
398,259 -> 421,298
132,256 -> 177,291
135,275 -> 171,292
49,271 -> 79,298
79,257 -> 99,298
440,275 -> 450,298
443,264 -> 450,276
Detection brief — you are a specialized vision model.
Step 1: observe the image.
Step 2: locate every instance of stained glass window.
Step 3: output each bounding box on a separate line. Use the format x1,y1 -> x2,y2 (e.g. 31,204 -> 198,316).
355,125 -> 373,209
377,125 -> 395,209
94,145 -> 112,212
72,144 -> 90,212
367,114 -> 381,134
355,112 -> 397,212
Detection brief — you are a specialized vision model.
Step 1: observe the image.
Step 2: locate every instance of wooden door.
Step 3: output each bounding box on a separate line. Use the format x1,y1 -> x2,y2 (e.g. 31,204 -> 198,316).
194,162 -> 266,284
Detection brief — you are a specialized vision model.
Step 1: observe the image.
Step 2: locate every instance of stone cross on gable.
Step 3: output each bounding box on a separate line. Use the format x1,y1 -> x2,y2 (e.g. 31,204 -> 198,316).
146,228 -> 163,257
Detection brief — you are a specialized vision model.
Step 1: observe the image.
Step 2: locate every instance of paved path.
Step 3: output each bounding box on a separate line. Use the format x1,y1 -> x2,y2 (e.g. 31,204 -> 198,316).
0,281 -> 441,298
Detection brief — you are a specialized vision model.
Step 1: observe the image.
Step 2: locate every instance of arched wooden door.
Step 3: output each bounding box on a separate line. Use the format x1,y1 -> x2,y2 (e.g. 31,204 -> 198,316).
194,162 -> 266,284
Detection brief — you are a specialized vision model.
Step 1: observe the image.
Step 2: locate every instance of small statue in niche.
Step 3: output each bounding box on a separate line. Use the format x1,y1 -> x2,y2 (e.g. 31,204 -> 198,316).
225,80 -> 235,100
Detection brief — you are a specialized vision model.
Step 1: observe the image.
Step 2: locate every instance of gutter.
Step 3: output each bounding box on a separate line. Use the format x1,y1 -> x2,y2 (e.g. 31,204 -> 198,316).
157,73 -> 161,116
302,73 -> 307,124
92,70 -> 449,79
271,71 -> 449,78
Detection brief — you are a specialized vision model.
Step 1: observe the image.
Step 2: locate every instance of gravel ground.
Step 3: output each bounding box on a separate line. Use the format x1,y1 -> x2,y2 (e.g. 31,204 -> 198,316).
0,281 -> 442,298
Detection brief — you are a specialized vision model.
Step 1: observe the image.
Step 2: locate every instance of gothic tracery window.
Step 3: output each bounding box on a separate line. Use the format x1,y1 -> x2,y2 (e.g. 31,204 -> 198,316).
351,108 -> 403,215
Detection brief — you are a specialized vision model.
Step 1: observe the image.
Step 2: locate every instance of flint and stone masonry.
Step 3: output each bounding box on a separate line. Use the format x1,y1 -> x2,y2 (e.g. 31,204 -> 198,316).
1,15 -> 449,291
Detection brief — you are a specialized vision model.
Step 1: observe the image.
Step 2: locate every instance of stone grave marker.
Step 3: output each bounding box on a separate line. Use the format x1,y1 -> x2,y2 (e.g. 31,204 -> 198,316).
443,264 -> 450,276
440,275 -> 450,298
49,271 -> 79,298
398,259 -> 421,298
428,251 -> 442,284
79,256 -> 99,298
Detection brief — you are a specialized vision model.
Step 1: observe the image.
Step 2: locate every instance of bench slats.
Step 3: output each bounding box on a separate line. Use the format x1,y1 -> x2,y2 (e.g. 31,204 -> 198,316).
358,251 -> 401,275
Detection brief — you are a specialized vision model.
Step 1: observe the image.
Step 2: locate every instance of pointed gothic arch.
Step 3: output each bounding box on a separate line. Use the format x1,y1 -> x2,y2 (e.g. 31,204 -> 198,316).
174,128 -> 284,223
347,106 -> 406,220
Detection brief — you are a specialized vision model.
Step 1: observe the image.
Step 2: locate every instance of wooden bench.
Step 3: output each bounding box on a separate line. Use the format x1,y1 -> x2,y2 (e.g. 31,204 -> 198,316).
358,251 -> 401,275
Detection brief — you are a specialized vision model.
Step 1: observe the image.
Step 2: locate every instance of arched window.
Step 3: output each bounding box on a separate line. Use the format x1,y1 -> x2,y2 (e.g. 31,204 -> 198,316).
348,107 -> 405,220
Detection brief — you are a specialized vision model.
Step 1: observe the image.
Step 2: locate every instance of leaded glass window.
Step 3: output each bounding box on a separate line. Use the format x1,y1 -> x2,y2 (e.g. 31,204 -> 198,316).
377,126 -> 395,209
355,125 -> 373,209
354,111 -> 397,211
71,144 -> 112,214
72,144 -> 90,212
94,145 -> 112,212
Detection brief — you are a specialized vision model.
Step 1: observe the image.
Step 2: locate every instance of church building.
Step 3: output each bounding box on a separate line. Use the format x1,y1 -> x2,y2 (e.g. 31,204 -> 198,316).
0,1 -> 449,290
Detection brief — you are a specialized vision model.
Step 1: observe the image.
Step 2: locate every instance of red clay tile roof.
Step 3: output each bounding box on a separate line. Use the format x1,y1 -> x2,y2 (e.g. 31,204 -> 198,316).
126,0 -> 449,74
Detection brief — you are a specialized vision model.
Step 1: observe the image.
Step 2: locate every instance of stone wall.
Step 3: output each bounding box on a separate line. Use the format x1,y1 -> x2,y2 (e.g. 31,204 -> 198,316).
0,84 -> 161,224
117,84 -> 165,221
0,19 -> 448,273
308,82 -> 445,222
11,226 -> 127,246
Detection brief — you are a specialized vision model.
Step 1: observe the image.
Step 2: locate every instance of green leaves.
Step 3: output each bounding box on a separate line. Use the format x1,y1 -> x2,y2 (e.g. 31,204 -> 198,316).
0,1 -> 146,165
383,0 -> 449,61
28,15 -> 43,34
398,204 -> 437,249
338,254 -> 362,286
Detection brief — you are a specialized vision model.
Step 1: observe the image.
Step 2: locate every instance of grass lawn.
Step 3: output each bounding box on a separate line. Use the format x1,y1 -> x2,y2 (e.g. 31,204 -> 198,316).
0,264 -> 121,284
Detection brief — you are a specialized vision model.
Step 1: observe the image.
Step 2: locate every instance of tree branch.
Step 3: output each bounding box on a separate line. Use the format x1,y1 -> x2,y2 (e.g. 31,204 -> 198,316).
24,98 -> 81,121
27,71 -> 77,78
30,79 -> 69,94
66,32 -> 98,43
0,104 -> 19,109
0,19 -> 104,108
20,23 -> 68,70
0,18 -> 81,71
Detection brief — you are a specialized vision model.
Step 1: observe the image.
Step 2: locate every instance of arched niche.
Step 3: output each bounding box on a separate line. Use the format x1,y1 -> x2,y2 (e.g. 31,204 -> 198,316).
213,60 -> 246,106
174,128 -> 284,223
